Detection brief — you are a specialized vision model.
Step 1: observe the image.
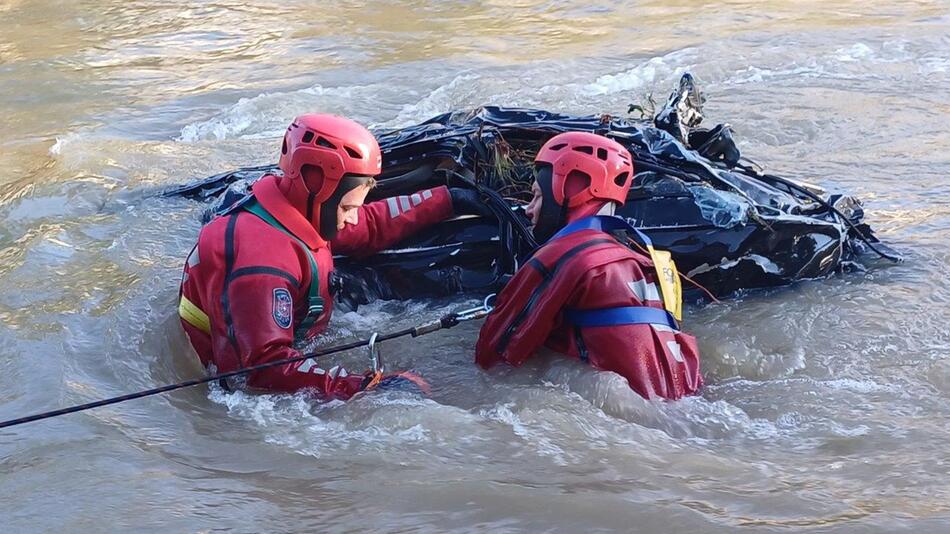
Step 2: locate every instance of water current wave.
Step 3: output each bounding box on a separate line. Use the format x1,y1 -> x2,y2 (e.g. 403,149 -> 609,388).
0,2 -> 947,531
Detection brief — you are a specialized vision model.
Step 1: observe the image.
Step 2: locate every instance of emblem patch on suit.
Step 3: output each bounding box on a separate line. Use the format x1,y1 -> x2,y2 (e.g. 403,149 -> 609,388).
272,288 -> 293,329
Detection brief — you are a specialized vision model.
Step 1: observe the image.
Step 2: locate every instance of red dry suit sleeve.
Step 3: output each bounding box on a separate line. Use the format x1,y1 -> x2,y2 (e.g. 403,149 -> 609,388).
225,273 -> 368,399
475,262 -> 574,368
332,186 -> 454,258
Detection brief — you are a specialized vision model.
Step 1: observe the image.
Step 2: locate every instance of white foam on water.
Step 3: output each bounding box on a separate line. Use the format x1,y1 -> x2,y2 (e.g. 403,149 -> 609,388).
811,377 -> 898,394
726,64 -> 832,85
207,385 -> 445,458
326,298 -> 447,341
717,39 -> 946,89
176,83 -> 371,142
199,296 -> 496,459
582,48 -> 695,96
48,132 -> 85,157
49,137 -> 67,156
205,379 -> 525,464
524,355 -> 786,442
478,402 -> 570,466
383,73 -> 482,128
700,334 -> 809,383
919,56 -> 950,74
834,42 -> 875,63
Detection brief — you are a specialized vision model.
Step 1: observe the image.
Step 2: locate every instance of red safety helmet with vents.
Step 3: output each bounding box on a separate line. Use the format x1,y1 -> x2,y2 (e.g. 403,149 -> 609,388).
535,131 -> 634,207
278,113 -> 382,203
531,132 -> 634,241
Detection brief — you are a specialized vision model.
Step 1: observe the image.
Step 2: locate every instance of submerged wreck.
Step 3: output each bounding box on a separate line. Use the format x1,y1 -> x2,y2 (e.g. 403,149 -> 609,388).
165,74 -> 898,306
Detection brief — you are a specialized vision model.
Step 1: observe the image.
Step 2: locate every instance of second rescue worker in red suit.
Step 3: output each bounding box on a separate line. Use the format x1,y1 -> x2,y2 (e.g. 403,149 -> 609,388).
475,132 -> 703,400
179,114 -> 488,399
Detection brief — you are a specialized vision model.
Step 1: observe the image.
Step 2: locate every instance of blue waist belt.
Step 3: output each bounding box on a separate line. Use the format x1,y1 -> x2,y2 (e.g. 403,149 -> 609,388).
564,306 -> 679,331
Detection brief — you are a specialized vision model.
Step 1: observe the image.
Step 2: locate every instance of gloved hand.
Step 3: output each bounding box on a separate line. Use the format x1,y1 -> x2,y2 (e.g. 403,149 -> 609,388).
361,371 -> 431,395
328,270 -> 369,310
377,371 -> 431,395
448,187 -> 495,218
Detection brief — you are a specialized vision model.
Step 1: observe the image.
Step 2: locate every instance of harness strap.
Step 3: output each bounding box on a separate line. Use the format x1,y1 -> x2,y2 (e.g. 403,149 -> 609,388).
495,237 -> 615,354
551,215 -> 683,321
563,306 -> 679,331
243,199 -> 324,341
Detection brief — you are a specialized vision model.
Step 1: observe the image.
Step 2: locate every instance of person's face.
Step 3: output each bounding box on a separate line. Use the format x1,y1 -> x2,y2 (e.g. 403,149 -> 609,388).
525,180 -> 543,228
337,184 -> 371,230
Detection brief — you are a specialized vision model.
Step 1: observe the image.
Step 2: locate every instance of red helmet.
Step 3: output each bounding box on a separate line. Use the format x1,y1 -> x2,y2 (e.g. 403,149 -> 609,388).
277,114 -> 382,203
534,131 -> 634,207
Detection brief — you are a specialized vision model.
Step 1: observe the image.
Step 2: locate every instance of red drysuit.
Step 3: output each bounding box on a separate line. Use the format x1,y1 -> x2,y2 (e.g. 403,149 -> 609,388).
179,174 -> 453,398
475,216 -> 703,400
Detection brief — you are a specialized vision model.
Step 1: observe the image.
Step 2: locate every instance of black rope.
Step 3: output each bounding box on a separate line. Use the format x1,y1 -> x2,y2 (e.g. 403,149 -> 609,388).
443,168 -> 539,255
0,311 -> 477,430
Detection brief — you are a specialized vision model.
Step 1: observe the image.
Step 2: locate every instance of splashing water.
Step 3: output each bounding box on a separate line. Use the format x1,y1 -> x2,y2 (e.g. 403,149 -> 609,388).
1,1 -> 948,531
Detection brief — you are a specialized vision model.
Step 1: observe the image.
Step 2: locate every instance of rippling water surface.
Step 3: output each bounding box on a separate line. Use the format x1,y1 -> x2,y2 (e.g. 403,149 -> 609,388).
1,1 -> 948,531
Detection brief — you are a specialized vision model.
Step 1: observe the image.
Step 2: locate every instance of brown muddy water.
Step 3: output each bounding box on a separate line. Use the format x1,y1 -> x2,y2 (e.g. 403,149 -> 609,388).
1,1 -> 948,531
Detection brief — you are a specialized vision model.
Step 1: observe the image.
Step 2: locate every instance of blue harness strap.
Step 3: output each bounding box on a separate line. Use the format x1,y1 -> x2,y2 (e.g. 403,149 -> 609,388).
554,215 -> 681,333
563,306 -> 679,330
550,214 -> 655,248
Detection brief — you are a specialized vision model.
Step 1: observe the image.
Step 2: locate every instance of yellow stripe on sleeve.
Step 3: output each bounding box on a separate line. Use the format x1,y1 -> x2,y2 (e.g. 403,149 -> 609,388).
179,295 -> 211,334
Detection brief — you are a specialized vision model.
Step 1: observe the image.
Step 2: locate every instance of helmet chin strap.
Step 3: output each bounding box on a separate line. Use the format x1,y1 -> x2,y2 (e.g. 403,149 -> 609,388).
532,167 -> 563,243
276,173 -> 320,226
533,165 -> 622,243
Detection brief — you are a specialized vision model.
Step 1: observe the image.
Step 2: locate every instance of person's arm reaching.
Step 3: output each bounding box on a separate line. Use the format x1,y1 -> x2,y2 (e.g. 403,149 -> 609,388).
474,261 -> 575,369
332,186 -> 454,257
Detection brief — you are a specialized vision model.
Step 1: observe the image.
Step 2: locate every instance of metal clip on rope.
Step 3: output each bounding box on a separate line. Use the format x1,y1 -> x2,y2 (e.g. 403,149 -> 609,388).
411,293 -> 495,337
458,293 -> 496,321
367,332 -> 383,373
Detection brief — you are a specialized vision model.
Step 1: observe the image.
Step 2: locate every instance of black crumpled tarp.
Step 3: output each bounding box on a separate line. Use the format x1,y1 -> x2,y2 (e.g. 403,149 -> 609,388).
165,75 -> 895,305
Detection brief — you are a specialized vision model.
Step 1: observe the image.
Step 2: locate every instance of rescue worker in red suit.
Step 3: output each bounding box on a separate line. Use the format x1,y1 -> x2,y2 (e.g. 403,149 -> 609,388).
475,132 -> 703,400
179,114 -> 487,399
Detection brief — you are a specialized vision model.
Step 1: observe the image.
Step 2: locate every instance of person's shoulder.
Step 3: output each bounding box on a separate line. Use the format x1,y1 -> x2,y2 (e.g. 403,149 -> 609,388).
200,211 -> 297,255
195,212 -> 231,243
537,231 -> 628,265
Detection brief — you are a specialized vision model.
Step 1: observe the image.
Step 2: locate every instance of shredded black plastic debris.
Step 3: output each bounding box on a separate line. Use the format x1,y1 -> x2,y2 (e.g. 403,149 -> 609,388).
164,74 -> 899,305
